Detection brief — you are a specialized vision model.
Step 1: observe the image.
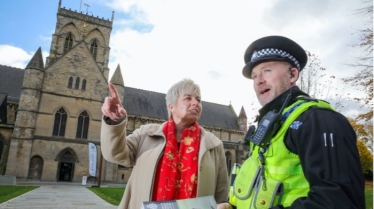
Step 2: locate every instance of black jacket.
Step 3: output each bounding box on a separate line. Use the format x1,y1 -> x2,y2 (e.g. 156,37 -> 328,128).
259,86 -> 365,209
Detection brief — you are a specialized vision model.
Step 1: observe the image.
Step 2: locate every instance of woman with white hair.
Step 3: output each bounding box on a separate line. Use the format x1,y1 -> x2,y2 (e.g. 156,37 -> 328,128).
101,78 -> 231,209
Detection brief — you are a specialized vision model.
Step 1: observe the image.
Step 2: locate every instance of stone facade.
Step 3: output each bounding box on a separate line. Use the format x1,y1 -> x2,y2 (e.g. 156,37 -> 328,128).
0,1 -> 248,184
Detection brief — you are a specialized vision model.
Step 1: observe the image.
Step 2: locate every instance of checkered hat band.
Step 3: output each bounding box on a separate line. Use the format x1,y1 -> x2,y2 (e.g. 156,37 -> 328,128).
250,48 -> 300,69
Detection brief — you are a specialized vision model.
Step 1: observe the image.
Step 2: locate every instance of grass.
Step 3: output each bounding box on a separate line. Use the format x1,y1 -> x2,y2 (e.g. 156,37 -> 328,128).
365,188 -> 373,209
0,186 -> 39,204
87,187 -> 124,206
365,181 -> 373,209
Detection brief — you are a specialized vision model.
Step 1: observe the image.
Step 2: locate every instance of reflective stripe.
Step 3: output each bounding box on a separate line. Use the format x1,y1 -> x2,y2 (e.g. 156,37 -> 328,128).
266,165 -> 304,175
231,97 -> 334,208
284,180 -> 310,189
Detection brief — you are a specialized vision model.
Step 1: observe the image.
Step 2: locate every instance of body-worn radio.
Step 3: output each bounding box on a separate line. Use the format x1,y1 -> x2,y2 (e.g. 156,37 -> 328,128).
249,94 -> 291,148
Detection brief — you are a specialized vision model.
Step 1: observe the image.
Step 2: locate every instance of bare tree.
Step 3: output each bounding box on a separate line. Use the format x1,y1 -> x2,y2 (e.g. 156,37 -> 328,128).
297,51 -> 345,111
344,0 -> 373,122
298,51 -> 326,98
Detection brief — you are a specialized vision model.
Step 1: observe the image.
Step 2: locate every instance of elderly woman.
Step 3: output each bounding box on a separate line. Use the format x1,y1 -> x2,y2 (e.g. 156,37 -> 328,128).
101,79 -> 231,209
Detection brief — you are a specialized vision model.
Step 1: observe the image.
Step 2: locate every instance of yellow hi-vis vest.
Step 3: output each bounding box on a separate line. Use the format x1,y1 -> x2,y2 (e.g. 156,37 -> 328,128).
229,163 -> 241,205
230,98 -> 333,208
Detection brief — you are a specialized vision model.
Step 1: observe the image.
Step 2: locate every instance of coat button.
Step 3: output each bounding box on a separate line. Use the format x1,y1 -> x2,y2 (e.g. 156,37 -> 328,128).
260,200 -> 266,205
238,189 -> 241,193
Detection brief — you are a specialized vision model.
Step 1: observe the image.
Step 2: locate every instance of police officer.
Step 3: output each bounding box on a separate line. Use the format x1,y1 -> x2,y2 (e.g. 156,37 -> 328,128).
229,36 -> 365,208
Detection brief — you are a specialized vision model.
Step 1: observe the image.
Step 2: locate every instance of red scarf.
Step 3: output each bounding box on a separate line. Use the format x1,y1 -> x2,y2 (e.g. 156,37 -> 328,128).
152,118 -> 200,201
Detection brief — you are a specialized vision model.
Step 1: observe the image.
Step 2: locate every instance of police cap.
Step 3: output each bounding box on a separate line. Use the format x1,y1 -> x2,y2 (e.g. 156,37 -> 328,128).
242,35 -> 307,79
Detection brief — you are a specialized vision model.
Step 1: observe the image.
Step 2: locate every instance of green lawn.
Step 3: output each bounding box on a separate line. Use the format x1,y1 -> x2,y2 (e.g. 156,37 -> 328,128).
0,186 -> 39,204
366,188 -> 373,209
87,187 -> 124,206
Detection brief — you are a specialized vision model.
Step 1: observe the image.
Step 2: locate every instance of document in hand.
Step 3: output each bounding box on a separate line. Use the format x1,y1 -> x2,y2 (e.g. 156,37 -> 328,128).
142,195 -> 217,209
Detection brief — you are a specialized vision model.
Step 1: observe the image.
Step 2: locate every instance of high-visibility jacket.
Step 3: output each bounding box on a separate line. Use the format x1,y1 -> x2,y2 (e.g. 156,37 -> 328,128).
229,98 -> 333,208
228,163 -> 241,206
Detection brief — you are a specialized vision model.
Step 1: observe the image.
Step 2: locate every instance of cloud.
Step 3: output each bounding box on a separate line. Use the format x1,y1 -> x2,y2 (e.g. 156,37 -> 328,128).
0,45 -> 32,68
261,0 -> 367,77
0,0 -> 368,123
331,97 -> 371,118
100,0 -> 371,119
0,45 -> 49,69
106,1 -> 258,118
207,71 -> 224,79
39,35 -> 52,42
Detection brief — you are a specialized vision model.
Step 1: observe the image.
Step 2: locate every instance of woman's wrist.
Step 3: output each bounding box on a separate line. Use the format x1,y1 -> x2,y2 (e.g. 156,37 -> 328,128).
104,116 -> 126,125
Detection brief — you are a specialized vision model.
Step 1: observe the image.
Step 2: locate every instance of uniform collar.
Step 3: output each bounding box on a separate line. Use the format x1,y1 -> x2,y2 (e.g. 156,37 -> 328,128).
257,86 -> 309,122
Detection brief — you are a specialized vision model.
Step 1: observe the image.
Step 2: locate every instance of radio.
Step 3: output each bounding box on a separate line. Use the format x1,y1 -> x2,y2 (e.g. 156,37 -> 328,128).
250,94 -> 291,148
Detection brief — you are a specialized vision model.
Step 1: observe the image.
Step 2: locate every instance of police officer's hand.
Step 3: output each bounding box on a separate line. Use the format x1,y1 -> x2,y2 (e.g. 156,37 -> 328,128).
101,83 -> 127,124
217,203 -> 233,209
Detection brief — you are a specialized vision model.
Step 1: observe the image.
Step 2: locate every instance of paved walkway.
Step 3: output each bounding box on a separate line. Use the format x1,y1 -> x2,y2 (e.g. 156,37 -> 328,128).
0,185 -> 118,209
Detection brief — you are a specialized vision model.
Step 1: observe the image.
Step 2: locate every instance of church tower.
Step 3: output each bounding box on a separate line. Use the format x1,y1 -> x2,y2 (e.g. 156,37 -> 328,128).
6,0 -> 115,182
46,0 -> 113,80
6,48 -> 45,177
238,106 -> 248,132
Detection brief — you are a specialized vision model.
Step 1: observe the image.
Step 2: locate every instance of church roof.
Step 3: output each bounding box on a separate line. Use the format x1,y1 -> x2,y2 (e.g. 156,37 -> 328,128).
123,87 -> 168,120
0,65 -> 24,101
123,87 -> 240,130
0,66 -> 241,130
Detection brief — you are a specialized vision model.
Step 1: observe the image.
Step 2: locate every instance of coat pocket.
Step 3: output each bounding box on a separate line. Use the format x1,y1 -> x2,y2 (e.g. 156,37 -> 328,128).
233,157 -> 262,200
253,177 -> 284,209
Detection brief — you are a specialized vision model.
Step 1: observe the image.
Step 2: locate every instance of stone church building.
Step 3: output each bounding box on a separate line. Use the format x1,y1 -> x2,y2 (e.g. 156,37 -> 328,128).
0,1 -> 248,184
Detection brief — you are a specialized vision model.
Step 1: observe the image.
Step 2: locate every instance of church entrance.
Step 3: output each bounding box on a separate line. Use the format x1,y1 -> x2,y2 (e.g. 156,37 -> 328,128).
58,162 -> 73,181
57,151 -> 75,182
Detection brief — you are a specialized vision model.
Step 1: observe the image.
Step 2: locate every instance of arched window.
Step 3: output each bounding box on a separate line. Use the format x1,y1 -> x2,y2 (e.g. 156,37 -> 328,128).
82,79 -> 86,90
225,152 -> 232,175
76,111 -> 89,139
75,77 -> 80,89
90,39 -> 98,60
53,108 -> 67,136
68,77 -> 73,88
63,33 -> 73,53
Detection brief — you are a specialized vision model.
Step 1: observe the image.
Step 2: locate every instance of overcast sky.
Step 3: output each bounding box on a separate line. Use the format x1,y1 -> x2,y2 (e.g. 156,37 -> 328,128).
0,0 -> 370,122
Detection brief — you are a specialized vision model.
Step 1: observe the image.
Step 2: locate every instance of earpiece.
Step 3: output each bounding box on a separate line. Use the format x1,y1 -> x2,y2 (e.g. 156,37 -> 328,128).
288,67 -> 295,78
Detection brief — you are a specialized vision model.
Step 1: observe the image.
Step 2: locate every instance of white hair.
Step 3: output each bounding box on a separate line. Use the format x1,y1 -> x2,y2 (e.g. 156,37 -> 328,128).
165,78 -> 201,118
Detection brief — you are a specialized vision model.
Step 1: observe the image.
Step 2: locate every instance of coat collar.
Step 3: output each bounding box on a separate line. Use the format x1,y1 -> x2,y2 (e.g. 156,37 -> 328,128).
257,86 -> 309,122
146,122 -> 220,151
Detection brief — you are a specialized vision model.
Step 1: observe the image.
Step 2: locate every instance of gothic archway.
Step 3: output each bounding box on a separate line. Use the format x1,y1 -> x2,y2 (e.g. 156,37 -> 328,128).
28,155 -> 44,180
56,148 -> 77,182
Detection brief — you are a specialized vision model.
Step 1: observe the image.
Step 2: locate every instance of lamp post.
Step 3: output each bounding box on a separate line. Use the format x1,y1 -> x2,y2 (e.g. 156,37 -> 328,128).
98,151 -> 103,187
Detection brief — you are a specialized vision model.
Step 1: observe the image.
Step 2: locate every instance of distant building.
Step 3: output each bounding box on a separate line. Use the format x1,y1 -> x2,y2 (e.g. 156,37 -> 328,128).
0,0 -> 248,184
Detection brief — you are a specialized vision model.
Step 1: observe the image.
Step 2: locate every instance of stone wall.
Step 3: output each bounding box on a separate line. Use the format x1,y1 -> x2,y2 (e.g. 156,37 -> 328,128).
6,103 -> 18,125
0,175 -> 16,185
